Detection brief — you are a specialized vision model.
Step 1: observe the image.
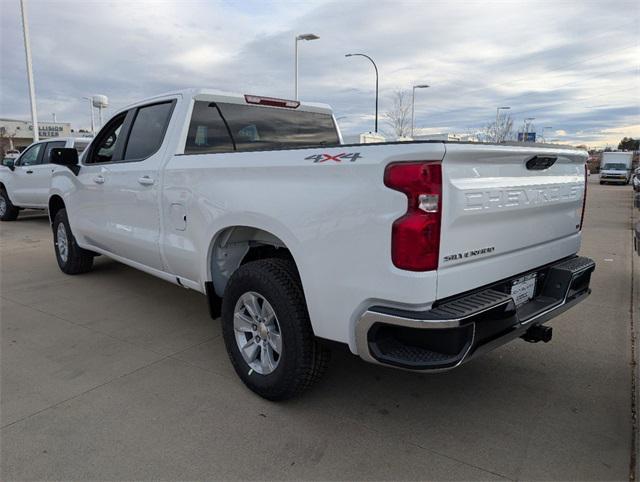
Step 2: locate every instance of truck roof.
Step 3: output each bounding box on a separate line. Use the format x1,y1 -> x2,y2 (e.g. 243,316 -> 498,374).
121,88 -> 334,116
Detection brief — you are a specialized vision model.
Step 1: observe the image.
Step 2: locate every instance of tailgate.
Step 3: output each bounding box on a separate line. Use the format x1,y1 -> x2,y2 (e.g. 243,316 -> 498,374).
437,143 -> 587,299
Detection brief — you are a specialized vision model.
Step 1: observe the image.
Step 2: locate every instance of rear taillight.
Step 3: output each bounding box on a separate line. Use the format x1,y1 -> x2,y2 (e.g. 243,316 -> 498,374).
384,162 -> 442,271
579,163 -> 587,230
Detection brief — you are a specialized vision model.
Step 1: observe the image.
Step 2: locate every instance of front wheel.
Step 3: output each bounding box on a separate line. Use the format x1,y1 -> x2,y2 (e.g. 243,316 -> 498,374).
53,209 -> 94,274
221,258 -> 329,400
0,189 -> 19,221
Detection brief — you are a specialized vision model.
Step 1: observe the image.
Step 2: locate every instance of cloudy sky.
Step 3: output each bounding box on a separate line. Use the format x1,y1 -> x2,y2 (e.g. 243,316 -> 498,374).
1,0 -> 638,147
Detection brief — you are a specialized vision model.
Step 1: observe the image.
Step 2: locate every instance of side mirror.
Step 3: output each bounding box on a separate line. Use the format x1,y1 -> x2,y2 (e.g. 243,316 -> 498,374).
50,148 -> 80,175
2,158 -> 15,171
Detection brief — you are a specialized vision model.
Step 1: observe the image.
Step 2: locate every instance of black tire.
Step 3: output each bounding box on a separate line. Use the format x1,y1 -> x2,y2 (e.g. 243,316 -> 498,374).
221,258 -> 329,400
53,208 -> 94,274
0,188 -> 19,221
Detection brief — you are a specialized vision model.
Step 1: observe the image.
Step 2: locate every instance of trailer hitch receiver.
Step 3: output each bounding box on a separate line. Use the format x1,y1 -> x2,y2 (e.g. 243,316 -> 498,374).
521,325 -> 553,343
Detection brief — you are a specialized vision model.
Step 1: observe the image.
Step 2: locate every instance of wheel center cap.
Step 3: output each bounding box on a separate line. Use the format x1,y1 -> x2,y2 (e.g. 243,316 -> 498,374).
258,323 -> 269,339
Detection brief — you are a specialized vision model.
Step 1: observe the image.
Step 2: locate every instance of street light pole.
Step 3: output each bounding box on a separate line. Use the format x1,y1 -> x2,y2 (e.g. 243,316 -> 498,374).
20,0 -> 38,142
411,84 -> 429,138
495,106 -> 510,142
345,53 -> 379,133
294,33 -> 319,100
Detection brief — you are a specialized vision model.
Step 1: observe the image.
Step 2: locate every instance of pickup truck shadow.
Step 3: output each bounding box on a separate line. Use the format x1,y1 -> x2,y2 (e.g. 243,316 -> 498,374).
85,256 -> 570,403
76,256 -> 605,447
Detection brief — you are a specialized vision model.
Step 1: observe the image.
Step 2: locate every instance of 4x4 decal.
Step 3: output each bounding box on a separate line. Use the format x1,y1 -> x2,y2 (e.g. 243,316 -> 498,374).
305,152 -> 362,163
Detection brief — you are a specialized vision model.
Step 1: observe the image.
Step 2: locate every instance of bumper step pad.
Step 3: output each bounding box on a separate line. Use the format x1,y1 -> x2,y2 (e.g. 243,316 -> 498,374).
362,256 -> 595,370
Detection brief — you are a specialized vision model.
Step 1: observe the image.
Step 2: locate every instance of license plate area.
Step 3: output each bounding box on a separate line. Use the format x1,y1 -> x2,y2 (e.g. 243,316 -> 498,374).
511,273 -> 537,307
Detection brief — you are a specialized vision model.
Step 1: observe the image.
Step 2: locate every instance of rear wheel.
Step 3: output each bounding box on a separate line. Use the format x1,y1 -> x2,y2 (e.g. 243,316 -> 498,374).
221,258 -> 329,400
53,209 -> 94,274
0,189 -> 19,221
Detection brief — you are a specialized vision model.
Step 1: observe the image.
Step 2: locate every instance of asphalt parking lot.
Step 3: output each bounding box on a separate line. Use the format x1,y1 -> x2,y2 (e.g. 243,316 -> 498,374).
1,176 -> 636,481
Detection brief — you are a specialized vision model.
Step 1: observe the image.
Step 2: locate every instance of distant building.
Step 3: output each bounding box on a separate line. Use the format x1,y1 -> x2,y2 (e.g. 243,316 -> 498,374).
359,132 -> 386,144
413,132 -> 479,142
341,132 -> 387,144
0,118 -> 91,152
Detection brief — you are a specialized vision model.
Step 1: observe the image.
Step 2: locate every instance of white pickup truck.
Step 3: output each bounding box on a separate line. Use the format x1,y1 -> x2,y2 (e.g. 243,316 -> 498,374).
0,137 -> 91,220
47,88 -> 595,400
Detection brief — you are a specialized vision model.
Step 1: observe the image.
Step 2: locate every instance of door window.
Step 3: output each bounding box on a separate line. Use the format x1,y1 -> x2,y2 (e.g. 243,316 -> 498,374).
124,102 -> 174,160
16,143 -> 44,166
87,113 -> 127,164
42,141 -> 66,164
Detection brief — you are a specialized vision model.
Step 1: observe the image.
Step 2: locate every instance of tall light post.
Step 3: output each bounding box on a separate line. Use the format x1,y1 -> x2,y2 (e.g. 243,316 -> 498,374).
20,0 -> 38,142
411,84 -> 429,138
294,33 -> 319,100
82,96 -> 95,134
495,106 -> 510,142
345,53 -> 379,133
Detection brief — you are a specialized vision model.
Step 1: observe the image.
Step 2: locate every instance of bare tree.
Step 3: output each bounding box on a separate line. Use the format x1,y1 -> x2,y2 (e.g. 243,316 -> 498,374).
384,90 -> 411,138
481,112 -> 514,143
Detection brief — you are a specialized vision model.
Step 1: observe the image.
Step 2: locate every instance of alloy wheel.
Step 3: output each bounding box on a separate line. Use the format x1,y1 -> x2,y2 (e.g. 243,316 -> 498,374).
233,291 -> 282,375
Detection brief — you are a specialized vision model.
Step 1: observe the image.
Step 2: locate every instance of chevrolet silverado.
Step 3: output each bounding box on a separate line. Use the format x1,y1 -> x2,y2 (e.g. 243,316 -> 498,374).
47,88 -> 595,400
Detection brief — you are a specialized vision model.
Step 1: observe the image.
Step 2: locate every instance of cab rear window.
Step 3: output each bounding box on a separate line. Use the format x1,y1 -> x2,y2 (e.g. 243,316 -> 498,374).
185,101 -> 339,154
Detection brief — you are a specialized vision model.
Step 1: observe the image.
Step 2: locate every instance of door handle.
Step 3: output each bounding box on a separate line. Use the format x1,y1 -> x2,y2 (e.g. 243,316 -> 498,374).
138,176 -> 155,186
26,170 -> 34,174
93,175 -> 105,184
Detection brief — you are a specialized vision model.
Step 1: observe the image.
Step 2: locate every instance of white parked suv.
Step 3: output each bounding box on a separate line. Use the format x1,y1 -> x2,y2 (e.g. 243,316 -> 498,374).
0,137 -> 91,220
47,89 -> 595,400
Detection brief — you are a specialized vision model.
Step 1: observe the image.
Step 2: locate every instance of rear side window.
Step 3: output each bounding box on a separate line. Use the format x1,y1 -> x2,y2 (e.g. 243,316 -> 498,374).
124,102 -> 174,160
43,141 -> 66,164
185,101 -> 339,154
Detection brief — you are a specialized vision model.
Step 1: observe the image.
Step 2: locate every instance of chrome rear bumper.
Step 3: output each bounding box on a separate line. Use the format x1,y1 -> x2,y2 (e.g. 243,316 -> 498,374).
355,256 -> 595,371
